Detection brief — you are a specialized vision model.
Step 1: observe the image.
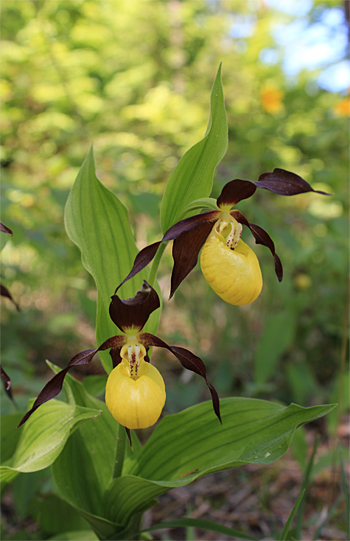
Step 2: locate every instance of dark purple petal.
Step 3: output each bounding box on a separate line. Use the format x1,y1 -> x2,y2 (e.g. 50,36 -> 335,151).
1,365 -> 14,402
139,332 -> 221,423
115,211 -> 219,293
125,427 -> 132,448
162,211 -> 219,241
170,221 -> 214,298
1,283 -> 20,312
217,179 -> 257,208
0,223 -> 13,236
109,347 -> 122,368
17,348 -> 99,427
1,365 -> 11,391
109,281 -> 160,333
255,168 -> 331,196
115,242 -> 161,294
231,210 -> 283,282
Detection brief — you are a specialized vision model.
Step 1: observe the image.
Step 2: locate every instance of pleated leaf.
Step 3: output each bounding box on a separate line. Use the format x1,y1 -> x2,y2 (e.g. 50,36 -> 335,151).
64,146 -> 159,374
100,398 -> 335,529
0,400 -> 101,493
160,64 -> 227,232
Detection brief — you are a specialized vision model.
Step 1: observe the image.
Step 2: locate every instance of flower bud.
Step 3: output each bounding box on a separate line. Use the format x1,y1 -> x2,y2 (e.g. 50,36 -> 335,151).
200,229 -> 262,305
105,358 -> 166,429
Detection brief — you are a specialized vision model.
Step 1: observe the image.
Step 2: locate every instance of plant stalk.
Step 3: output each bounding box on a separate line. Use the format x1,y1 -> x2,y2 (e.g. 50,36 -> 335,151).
112,422 -> 127,478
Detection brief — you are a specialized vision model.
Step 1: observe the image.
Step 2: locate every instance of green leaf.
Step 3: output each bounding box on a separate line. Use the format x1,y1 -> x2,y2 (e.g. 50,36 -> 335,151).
64,145 -> 159,373
48,531 -> 98,541
135,518 -> 257,540
32,494 -> 91,535
255,312 -> 296,384
279,489 -> 305,541
50,365 -> 141,540
101,398 -> 335,528
160,64 -> 227,232
1,413 -> 23,464
11,400 -> 101,473
0,400 -> 100,493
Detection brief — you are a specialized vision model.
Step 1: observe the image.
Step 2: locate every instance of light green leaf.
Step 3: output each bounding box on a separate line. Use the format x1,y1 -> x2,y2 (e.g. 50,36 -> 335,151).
64,145 -> 159,373
255,311 -> 296,384
101,398 -> 335,528
160,64 -> 227,232
0,400 -> 101,491
279,489 -> 305,541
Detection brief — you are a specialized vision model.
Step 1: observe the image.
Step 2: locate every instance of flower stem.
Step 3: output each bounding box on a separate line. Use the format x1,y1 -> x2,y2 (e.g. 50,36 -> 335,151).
148,242 -> 167,288
112,422 -> 126,478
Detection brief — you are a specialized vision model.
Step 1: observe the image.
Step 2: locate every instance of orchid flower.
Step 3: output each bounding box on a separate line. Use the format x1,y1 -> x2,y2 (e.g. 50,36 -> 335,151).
117,169 -> 329,305
18,282 -> 221,433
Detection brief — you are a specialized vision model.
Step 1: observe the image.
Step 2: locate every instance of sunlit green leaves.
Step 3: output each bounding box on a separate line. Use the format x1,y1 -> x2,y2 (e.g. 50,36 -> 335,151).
160,63 -> 228,232
99,398 -> 334,533
64,146 -> 159,373
1,400 -> 101,494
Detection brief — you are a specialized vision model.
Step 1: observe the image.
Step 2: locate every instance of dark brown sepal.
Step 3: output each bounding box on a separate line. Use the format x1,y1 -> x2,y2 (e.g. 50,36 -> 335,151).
115,242 -> 161,294
231,210 -> 283,282
217,179 -> 257,208
1,365 -> 14,402
125,427 -> 133,448
109,281 -> 160,333
1,283 -> 20,311
256,168 -> 331,196
109,347 -> 122,369
0,223 -> 13,236
170,221 -> 214,298
162,211 -> 219,241
17,348 -> 99,428
139,332 -> 221,423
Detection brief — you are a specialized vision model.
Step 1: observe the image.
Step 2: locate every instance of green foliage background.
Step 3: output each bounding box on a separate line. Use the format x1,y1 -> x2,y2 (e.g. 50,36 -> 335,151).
1,0 -> 348,423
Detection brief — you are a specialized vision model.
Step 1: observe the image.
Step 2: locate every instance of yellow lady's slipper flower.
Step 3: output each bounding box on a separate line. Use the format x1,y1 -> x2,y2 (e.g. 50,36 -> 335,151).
200,216 -> 262,305
105,342 -> 166,429
117,168 -> 329,305
18,282 -> 220,438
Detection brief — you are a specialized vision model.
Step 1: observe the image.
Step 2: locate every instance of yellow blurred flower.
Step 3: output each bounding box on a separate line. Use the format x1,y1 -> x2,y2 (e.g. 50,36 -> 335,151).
260,87 -> 284,114
333,96 -> 350,117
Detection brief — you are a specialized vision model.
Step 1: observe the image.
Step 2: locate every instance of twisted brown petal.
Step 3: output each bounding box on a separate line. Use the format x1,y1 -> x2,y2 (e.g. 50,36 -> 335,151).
1,284 -> 20,312
231,210 -> 283,281
17,335 -> 126,428
0,223 -> 13,235
115,211 -> 219,293
170,221 -> 214,298
139,332 -> 221,423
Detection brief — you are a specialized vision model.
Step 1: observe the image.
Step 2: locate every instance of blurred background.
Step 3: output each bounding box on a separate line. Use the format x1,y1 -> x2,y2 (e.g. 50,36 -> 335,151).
0,0 -> 349,537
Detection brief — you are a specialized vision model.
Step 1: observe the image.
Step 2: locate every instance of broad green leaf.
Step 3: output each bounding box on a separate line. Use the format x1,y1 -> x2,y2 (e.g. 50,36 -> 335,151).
160,64 -> 227,232
1,400 -> 100,492
100,398 -> 335,528
1,413 -> 23,464
32,494 -> 90,535
64,146 -> 159,373
10,400 -> 101,473
255,311 -> 296,384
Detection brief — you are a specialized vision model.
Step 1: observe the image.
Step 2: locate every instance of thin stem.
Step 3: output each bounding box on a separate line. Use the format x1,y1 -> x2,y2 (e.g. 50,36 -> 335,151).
112,422 -> 126,478
148,242 -> 167,288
